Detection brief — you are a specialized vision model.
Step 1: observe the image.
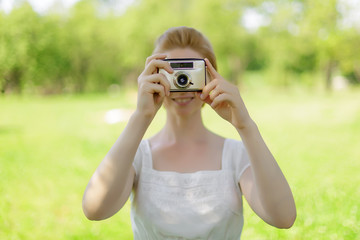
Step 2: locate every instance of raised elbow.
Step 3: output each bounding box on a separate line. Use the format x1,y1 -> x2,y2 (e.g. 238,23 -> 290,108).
277,219 -> 295,229
274,209 -> 297,229
83,204 -> 102,221
82,197 -> 108,221
83,211 -> 100,221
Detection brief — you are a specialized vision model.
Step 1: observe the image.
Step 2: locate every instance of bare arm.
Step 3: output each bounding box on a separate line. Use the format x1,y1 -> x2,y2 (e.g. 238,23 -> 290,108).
82,54 -> 172,220
238,121 -> 296,228
201,58 -> 296,228
82,111 -> 152,220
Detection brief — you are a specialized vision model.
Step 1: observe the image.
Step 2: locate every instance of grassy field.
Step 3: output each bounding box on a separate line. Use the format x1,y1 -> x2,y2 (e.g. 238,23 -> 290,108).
1,87 -> 359,239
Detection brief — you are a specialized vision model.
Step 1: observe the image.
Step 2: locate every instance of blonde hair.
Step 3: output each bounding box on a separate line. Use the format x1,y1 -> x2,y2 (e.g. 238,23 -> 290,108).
153,26 -> 217,70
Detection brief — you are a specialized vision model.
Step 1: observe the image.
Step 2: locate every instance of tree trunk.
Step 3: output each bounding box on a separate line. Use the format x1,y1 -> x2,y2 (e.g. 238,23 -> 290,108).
353,65 -> 360,84
3,67 -> 23,94
325,60 -> 336,91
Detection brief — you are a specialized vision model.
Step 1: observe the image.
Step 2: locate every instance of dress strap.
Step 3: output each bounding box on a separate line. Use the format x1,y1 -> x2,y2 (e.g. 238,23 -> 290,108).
221,139 -> 230,170
142,139 -> 153,170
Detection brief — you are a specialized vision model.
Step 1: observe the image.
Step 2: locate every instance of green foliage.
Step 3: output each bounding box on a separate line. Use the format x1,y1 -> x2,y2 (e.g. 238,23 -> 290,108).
0,0 -> 360,94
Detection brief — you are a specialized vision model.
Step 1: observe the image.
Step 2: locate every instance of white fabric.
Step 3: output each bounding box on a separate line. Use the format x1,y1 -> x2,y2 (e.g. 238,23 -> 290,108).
130,138 -> 251,240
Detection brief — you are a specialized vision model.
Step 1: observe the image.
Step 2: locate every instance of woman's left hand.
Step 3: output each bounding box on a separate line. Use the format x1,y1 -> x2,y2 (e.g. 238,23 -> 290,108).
200,58 -> 253,130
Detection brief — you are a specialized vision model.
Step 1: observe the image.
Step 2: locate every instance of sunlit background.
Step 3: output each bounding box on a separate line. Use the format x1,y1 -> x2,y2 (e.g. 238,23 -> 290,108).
1,0 -> 359,239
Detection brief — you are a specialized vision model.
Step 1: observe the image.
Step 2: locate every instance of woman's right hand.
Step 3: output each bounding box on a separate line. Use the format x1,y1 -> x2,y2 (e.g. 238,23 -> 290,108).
83,54 -> 173,220
136,53 -> 173,119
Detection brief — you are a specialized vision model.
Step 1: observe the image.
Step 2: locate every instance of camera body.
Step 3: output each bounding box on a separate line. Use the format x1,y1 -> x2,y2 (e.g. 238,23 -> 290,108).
159,58 -> 207,92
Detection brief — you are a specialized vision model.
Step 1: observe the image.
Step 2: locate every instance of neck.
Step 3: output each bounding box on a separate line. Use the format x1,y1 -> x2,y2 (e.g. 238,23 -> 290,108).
160,110 -> 209,143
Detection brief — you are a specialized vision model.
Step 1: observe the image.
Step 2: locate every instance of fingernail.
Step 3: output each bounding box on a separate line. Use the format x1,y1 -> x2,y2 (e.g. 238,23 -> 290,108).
200,94 -> 204,99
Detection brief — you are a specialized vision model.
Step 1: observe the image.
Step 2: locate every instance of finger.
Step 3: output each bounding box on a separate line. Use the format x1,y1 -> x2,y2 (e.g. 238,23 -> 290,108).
142,74 -> 171,96
145,53 -> 167,66
144,59 -> 174,75
200,79 -> 217,100
209,88 -> 223,101
152,73 -> 171,96
148,82 -> 166,99
195,92 -> 210,105
205,58 -> 221,79
202,95 -> 213,106
211,93 -> 230,109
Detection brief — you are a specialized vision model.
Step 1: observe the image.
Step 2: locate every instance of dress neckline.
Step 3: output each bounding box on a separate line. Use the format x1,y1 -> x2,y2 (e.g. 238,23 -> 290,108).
144,138 -> 228,175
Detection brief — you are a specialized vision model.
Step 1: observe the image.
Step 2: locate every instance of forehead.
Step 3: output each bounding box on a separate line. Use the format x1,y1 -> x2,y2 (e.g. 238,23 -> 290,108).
164,48 -> 204,59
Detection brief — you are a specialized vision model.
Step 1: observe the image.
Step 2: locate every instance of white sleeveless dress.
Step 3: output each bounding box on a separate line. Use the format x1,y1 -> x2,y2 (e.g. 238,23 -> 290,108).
131,139 -> 251,240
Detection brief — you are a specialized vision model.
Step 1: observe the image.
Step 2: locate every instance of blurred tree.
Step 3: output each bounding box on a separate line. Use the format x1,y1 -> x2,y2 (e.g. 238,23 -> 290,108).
337,30 -> 360,84
0,2 -> 37,93
0,0 -> 359,94
64,0 -> 97,92
299,0 -> 343,89
248,1 -> 309,86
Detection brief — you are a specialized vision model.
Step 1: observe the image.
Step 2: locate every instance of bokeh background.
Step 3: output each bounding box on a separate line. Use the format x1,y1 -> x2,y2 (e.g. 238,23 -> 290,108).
1,0 -> 359,239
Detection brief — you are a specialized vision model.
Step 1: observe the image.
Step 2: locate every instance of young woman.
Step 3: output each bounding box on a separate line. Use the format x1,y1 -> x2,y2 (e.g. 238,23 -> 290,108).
82,26 -> 296,239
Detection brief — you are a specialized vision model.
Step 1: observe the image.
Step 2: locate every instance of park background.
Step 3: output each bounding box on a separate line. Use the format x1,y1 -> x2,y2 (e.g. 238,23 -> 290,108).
1,0 -> 359,239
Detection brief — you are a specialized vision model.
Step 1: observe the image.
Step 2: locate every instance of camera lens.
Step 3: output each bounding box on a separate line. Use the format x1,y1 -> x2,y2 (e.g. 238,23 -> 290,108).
176,74 -> 189,87
173,71 -> 191,89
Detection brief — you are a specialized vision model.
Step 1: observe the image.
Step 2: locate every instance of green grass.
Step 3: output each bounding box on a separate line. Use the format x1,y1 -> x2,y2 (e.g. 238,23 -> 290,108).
1,87 -> 359,239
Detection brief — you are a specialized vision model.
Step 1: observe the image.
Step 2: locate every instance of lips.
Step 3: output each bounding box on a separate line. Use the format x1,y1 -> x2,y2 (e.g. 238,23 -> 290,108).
172,97 -> 194,105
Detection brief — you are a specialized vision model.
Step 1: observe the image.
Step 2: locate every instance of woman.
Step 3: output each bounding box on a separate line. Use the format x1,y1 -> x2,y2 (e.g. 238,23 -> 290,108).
82,26 -> 296,239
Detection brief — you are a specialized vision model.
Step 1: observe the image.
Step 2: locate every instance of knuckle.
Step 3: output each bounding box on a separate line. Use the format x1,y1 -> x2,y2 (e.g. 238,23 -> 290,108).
145,56 -> 153,65
137,75 -> 144,83
152,59 -> 164,69
148,58 -> 156,66
146,55 -> 154,62
152,74 -> 161,81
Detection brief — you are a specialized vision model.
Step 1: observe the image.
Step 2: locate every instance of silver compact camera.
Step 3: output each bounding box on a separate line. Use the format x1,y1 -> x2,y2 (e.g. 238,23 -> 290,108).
159,58 -> 207,92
